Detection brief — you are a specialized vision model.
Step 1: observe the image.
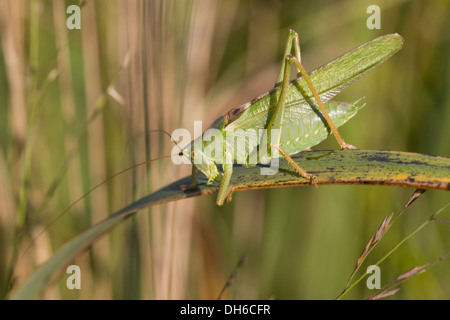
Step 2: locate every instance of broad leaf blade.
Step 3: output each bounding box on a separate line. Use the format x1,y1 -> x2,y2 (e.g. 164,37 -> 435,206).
10,150 -> 449,299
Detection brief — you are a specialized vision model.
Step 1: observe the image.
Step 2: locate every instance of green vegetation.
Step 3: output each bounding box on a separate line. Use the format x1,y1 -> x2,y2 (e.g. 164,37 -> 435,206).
0,0 -> 449,299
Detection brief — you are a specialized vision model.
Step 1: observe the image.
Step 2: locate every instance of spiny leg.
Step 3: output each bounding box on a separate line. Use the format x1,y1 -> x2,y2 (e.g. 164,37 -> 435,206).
180,165 -> 198,191
275,29 -> 302,87
181,160 -> 233,206
266,53 -> 318,186
216,153 -> 234,206
270,143 -> 318,187
282,29 -> 356,150
216,163 -> 233,206
290,55 -> 356,150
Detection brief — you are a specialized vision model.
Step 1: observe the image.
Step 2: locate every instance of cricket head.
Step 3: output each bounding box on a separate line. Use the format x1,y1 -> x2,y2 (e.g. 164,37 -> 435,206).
180,136 -> 222,184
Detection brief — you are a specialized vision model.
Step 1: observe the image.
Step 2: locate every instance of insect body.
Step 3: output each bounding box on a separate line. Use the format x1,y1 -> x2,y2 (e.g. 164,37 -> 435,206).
182,30 -> 404,205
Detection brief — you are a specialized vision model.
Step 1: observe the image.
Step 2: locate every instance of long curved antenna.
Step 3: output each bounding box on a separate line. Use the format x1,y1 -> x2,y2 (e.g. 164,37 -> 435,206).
126,129 -> 184,154
19,154 -> 173,260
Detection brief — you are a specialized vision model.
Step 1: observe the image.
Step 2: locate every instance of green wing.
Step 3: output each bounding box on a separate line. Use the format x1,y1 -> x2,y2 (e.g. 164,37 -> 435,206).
225,99 -> 365,158
224,33 -> 403,149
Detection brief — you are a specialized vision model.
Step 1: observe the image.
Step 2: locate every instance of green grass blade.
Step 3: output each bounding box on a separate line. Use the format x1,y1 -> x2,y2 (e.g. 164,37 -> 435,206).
338,201 -> 450,300
10,149 -> 450,299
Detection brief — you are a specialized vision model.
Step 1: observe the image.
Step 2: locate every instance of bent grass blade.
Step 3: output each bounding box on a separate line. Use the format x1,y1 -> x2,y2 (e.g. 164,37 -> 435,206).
10,150 -> 450,299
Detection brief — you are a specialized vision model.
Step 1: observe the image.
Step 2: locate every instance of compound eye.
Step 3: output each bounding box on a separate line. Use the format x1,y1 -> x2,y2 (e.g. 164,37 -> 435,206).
191,150 -> 197,159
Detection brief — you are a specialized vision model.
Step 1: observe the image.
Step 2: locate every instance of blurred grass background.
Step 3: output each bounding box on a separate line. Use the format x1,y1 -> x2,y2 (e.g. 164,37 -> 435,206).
0,0 -> 449,299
